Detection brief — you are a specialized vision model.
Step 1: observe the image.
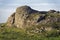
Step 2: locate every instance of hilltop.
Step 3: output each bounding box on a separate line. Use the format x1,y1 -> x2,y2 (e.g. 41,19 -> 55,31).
5,5 -> 60,35
6,5 -> 60,28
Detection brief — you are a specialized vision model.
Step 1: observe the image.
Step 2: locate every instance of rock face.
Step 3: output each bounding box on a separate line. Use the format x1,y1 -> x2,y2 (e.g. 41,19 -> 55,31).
6,5 -> 60,29
6,5 -> 45,28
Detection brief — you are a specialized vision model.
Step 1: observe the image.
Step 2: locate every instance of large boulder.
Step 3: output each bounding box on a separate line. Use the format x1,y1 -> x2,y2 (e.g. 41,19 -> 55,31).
6,5 -> 46,28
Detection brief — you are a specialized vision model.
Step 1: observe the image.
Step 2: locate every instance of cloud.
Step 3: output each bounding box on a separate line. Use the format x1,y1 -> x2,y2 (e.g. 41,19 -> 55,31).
25,3 -> 59,11
0,0 -> 2,1
0,7 -> 16,23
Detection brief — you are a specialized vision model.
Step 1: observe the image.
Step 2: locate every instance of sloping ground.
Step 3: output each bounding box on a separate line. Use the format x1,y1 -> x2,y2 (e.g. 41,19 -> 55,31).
0,26 -> 60,40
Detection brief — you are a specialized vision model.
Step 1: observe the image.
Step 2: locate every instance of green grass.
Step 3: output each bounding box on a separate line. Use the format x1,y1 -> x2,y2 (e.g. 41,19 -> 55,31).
0,25 -> 60,40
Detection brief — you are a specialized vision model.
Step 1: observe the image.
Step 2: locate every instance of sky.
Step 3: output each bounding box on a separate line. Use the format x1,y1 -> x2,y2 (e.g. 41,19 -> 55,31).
0,0 -> 60,23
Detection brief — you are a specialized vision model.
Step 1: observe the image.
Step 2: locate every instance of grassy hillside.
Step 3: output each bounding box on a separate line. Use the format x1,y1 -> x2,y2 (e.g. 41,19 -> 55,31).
0,23 -> 60,40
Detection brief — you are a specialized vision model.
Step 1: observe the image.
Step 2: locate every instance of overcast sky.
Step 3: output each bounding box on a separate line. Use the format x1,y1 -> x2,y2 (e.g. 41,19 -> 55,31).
0,0 -> 60,23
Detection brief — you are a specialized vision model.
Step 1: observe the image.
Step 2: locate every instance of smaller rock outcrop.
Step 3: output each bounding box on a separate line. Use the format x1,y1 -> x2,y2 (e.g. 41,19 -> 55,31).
48,10 -> 56,13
